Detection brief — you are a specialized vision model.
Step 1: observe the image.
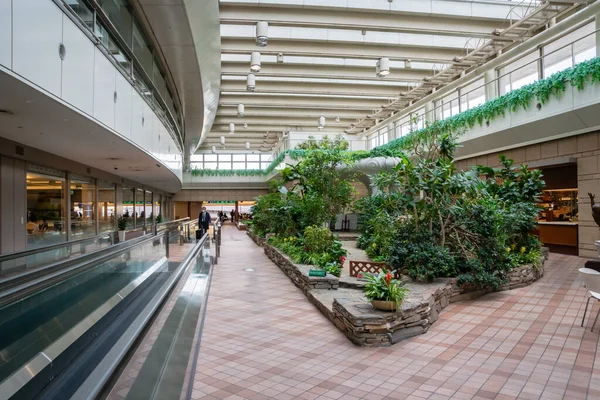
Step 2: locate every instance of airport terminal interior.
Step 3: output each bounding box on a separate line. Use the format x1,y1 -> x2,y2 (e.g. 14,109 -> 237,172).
3,0 -> 600,399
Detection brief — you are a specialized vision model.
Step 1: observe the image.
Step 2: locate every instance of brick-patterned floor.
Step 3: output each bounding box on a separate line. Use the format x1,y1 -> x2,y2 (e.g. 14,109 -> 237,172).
192,227 -> 600,400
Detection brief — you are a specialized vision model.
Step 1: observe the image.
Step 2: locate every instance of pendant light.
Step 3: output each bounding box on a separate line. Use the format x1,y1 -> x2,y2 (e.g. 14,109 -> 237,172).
243,123 -> 248,129
220,136 -> 225,145
245,141 -> 250,150
256,22 -> 268,47
237,104 -> 245,117
229,123 -> 235,134
246,73 -> 256,91
250,52 -> 261,72
376,57 -> 390,77
211,145 -> 216,153
318,116 -> 326,129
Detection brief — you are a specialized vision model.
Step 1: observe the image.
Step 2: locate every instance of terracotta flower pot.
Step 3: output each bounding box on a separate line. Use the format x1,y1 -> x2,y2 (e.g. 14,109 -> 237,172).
371,300 -> 397,312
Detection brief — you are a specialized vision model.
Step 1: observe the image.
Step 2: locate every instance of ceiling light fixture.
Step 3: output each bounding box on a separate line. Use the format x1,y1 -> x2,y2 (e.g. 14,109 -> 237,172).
256,22 -> 268,47
277,53 -> 284,63
229,123 -> 235,134
318,116 -> 326,129
212,145 -> 216,153
250,52 -> 261,72
376,57 -> 390,77
243,123 -> 248,129
245,141 -> 251,150
246,73 -> 256,91
335,116 -> 340,123
220,136 -> 225,145
237,103 -> 245,117
405,59 -> 412,69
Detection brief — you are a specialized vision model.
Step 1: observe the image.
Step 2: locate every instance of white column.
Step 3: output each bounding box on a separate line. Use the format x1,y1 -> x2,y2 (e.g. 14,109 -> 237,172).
424,101 -> 435,123
596,14 -> 600,54
484,69 -> 497,102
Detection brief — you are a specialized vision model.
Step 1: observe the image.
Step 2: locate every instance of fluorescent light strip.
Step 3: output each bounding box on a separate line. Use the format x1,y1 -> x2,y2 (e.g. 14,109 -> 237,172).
220,24 -> 470,49
220,54 -> 445,70
220,75 -> 415,87
220,91 -> 393,100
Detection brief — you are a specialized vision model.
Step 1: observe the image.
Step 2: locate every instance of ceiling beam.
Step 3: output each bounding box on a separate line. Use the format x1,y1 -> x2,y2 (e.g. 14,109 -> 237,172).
221,62 -> 432,82
221,38 -> 464,63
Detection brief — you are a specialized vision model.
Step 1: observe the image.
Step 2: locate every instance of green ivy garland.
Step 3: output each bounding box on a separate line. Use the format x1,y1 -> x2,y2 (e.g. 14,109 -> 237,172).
190,57 -> 600,178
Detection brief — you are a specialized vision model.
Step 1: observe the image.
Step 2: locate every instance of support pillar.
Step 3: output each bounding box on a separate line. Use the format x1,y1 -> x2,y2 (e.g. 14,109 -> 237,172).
484,69 -> 497,102
424,101 -> 435,124
235,201 -> 239,222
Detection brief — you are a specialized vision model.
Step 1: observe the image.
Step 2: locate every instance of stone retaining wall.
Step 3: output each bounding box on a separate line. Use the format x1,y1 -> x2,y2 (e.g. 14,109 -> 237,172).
246,230 -> 266,247
263,244 -> 339,293
252,236 -> 546,347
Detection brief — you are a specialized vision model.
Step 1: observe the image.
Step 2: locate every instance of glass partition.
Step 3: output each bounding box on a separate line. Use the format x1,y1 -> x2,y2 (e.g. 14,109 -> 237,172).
99,181 -> 116,233
122,186 -> 134,229
145,191 -> 153,226
155,195 -> 162,223
70,175 -> 96,239
135,188 -> 145,228
26,166 -> 67,249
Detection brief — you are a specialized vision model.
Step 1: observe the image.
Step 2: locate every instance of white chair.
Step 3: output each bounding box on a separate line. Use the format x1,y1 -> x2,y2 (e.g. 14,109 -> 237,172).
579,268 -> 600,331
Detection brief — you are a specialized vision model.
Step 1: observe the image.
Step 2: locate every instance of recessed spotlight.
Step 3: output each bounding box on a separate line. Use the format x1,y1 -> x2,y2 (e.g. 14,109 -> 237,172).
25,100 -> 33,104
17,126 -> 23,129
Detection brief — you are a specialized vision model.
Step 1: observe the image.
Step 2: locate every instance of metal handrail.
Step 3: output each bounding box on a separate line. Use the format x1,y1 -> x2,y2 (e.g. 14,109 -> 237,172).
0,229 -> 179,399
0,232 -> 113,264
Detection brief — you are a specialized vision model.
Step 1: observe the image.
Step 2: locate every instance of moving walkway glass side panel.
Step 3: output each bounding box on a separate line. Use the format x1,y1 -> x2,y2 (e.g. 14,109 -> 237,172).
0,234 -> 113,278
0,235 -> 168,387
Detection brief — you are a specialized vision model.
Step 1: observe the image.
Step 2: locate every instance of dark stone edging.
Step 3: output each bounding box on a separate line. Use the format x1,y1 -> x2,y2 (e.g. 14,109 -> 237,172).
246,229 -> 266,247
263,243 -> 339,293
250,235 -> 546,347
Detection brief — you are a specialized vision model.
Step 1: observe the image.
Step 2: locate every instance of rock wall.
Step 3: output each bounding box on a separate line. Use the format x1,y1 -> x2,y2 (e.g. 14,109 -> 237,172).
252,236 -> 546,347
246,230 -> 266,247
263,244 -> 339,294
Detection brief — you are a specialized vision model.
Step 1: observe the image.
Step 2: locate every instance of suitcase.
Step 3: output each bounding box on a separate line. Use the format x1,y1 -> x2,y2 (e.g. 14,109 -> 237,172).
196,229 -> 203,240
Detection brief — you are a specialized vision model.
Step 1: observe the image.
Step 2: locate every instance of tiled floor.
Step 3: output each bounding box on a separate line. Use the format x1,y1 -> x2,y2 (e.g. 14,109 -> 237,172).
193,227 -> 600,400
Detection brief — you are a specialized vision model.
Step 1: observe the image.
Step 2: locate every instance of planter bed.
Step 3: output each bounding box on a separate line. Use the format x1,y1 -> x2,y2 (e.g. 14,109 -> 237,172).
253,236 -> 546,347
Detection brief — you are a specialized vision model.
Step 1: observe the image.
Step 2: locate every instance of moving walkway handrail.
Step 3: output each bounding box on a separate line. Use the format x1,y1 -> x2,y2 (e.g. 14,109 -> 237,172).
0,228 -> 181,309
0,232 -> 113,264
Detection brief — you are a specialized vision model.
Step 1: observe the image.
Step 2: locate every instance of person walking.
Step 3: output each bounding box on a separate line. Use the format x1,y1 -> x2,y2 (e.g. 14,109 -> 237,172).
230,209 -> 235,223
198,207 -> 211,239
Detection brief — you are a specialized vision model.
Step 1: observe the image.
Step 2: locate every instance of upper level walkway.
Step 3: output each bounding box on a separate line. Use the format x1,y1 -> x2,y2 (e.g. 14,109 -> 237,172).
191,226 -> 599,400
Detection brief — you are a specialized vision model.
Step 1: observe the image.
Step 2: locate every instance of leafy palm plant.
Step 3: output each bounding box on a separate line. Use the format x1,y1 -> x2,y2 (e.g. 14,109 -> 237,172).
363,269 -> 410,311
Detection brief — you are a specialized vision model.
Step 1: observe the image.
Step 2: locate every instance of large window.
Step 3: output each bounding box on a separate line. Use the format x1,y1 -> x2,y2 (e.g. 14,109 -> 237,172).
135,188 -> 145,227
26,166 -> 67,249
368,129 -> 389,149
70,175 -> 96,239
122,185 -> 134,229
460,79 -> 485,111
190,153 -> 275,170
99,181 -> 116,233
145,191 -> 153,226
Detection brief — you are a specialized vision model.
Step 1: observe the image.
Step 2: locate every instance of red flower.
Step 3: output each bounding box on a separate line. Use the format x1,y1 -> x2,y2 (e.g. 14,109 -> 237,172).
385,272 -> 392,285
357,272 -> 363,279
340,256 -> 346,262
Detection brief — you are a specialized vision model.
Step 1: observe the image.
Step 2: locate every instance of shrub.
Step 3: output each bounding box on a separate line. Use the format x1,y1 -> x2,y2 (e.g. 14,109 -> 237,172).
363,269 -> 410,310
304,225 -> 333,253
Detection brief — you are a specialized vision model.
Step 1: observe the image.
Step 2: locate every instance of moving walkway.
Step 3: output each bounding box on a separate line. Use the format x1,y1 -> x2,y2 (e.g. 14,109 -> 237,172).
0,218 -> 212,400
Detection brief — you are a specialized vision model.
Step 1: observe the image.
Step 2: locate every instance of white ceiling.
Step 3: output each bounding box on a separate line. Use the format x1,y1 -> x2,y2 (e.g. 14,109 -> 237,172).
206,0 -> 587,149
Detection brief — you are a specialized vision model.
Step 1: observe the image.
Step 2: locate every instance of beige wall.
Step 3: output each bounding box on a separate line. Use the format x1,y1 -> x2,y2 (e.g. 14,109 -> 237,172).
173,188 -> 269,202
455,131 -> 600,258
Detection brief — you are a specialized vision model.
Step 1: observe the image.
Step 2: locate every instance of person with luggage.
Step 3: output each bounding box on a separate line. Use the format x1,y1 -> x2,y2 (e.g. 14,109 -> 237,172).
197,207 -> 211,240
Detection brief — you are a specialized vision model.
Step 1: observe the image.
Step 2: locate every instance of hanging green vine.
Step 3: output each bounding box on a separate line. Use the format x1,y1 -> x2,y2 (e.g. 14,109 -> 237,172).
190,57 -> 600,178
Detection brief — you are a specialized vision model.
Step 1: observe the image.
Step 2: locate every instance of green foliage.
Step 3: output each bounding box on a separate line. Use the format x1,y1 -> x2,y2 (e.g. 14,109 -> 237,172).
363,269 -> 410,310
355,131 -> 544,290
155,214 -> 163,224
304,225 -> 333,254
118,214 -> 128,231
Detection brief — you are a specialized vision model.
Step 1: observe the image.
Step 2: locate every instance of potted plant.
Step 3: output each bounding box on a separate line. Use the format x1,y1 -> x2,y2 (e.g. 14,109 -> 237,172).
155,214 -> 163,224
363,269 -> 409,312
117,214 -> 128,242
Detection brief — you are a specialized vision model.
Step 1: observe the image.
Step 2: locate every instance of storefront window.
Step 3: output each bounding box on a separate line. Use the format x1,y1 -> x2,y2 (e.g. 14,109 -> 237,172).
145,191 -> 153,226
99,181 -> 116,233
26,166 -> 66,248
70,175 -> 96,239
135,188 -> 145,227
122,186 -> 134,229
155,195 -> 162,223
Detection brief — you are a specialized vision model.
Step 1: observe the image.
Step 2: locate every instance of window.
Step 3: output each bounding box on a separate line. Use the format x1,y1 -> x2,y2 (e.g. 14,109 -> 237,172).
440,92 -> 459,120
499,51 -> 539,95
99,181 -> 116,233
122,186 -> 134,229
70,175 -> 96,239
145,191 -> 153,225
460,79 -> 485,111
26,166 -> 66,249
135,188 -> 145,227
